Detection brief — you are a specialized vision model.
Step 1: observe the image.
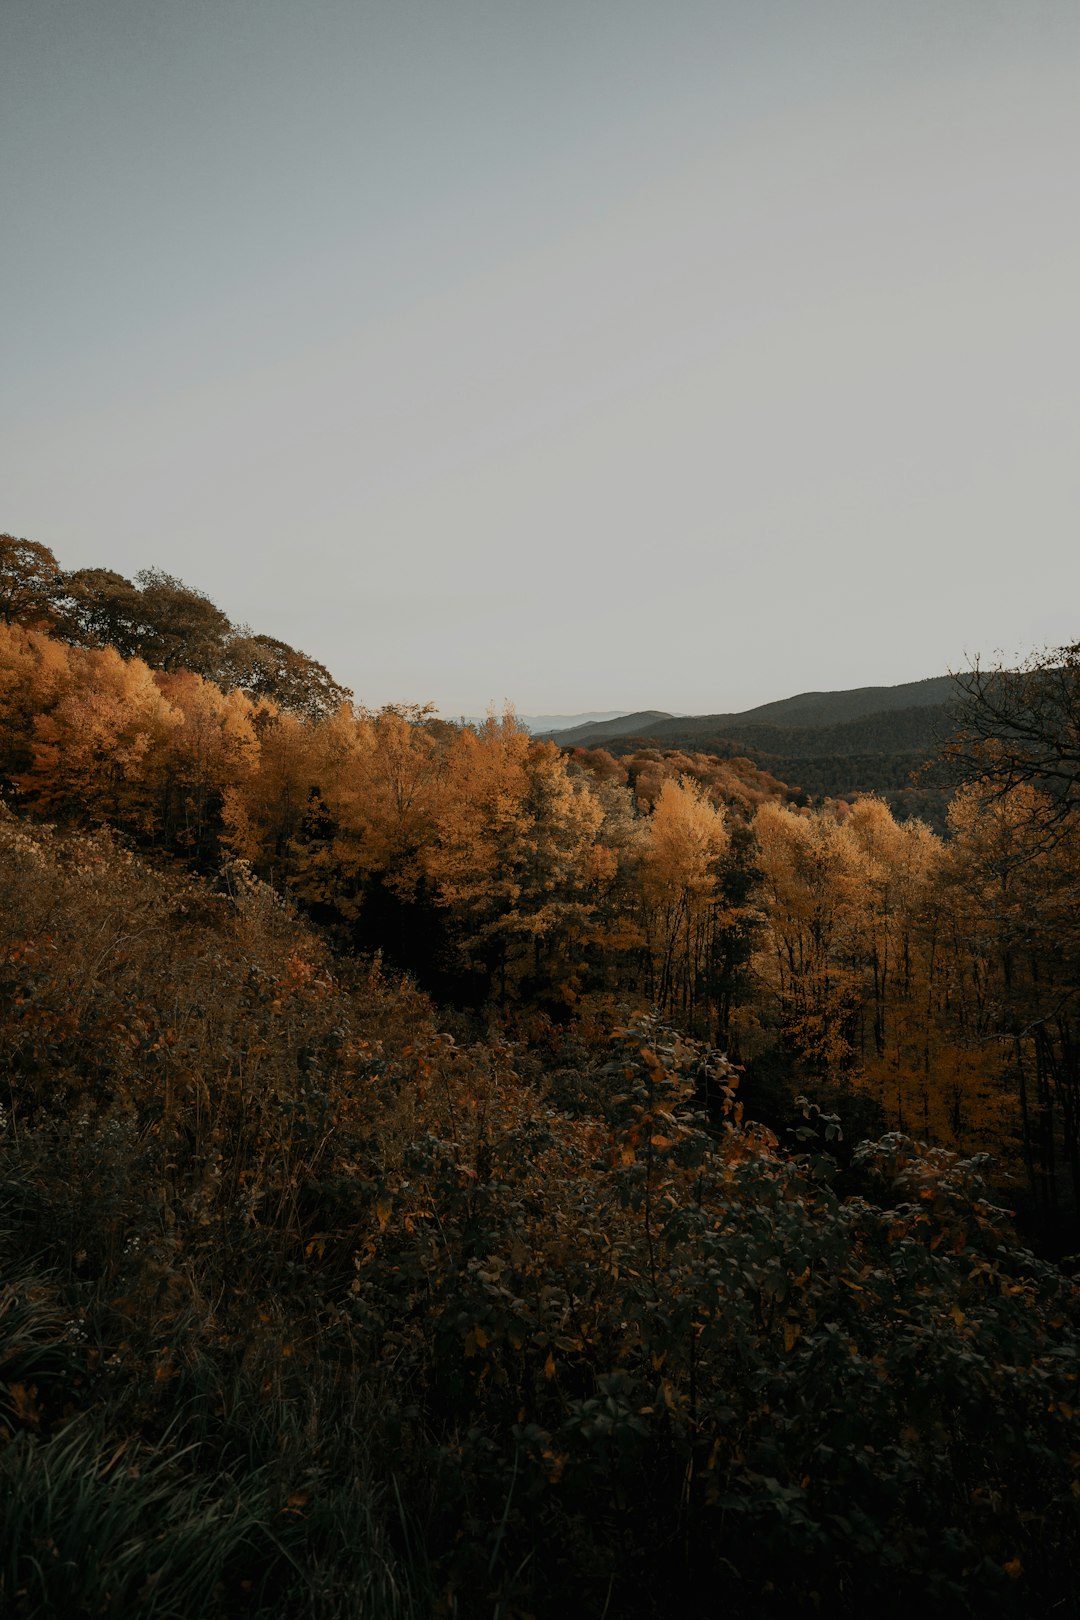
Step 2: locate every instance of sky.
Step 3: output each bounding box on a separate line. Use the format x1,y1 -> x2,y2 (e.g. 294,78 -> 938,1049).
2,1 -> 1079,718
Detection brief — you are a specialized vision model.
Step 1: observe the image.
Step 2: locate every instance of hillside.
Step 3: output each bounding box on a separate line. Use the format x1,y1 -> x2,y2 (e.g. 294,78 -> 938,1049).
558,678 -> 962,823
540,708 -> 676,744
654,673 -> 959,736
3,537 -> 1080,1617
552,675 -> 958,750
3,812 -> 1079,1620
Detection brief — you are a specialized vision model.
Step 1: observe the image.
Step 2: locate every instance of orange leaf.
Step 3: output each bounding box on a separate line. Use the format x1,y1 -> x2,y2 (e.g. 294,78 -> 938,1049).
5,1382 -> 40,1428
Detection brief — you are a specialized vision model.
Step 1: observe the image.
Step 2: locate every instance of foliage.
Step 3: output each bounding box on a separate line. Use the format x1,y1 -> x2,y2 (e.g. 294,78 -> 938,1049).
3,613 -> 1080,1232
47,548 -> 352,720
2,540 -> 1080,1611
0,536 -> 62,630
1,818 -> 1078,1616
945,640 -> 1080,848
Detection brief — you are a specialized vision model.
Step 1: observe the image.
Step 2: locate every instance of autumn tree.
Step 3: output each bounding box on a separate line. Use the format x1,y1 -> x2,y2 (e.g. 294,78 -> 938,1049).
24,644 -> 181,832
843,796 -> 937,1058
0,623 -> 72,785
154,669 -> 259,855
637,776 -> 729,1029
217,632 -> 352,722
946,640 -> 1080,848
425,714 -> 603,996
943,781 -> 1080,1233
0,534 -> 62,627
55,567 -> 158,659
220,705 -> 315,880
752,801 -> 864,1074
288,704 -> 445,936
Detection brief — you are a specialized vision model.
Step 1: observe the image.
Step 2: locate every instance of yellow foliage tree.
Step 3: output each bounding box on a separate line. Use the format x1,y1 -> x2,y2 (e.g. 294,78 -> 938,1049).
25,644 -> 181,832
637,776 -> 729,1025
425,714 -> 604,993
155,670 -> 260,854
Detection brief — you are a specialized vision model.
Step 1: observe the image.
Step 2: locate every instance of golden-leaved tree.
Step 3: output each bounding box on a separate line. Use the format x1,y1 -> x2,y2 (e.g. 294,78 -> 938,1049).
940,781 -> 1080,1219
752,801 -> 865,1073
0,624 -> 72,782
637,775 -> 729,1025
424,714 -> 604,996
155,670 -> 260,855
25,645 -> 181,833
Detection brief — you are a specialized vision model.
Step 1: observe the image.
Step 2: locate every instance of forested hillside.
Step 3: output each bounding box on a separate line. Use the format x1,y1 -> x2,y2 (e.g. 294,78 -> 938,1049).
550,674 -> 957,746
556,686 -> 958,828
1,532 -> 1079,1617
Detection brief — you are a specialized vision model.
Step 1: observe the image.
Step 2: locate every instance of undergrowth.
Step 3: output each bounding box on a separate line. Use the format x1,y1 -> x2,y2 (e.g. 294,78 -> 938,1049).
1,811 -> 1078,1617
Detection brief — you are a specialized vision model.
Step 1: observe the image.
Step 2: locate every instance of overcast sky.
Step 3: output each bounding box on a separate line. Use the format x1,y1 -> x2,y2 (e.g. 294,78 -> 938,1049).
3,1 -> 1078,716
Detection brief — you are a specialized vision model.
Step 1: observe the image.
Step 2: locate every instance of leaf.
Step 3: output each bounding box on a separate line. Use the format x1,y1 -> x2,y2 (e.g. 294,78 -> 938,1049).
5,1382 -> 40,1428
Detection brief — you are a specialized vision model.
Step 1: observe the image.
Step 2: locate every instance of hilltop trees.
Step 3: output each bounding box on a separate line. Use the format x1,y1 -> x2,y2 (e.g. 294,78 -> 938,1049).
943,781 -> 1080,1229
57,564 -> 354,718
55,567 -> 232,676
936,644 -> 1080,1229
1,533 -> 353,723
216,632 -> 352,722
0,533 -> 62,627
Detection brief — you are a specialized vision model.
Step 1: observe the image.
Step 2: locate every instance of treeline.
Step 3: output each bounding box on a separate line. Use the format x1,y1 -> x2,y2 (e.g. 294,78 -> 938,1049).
2,534 -> 1079,1239
0,532 -> 350,721
603,710 -> 954,828
0,614 -> 785,998
2,595 -> 1079,1238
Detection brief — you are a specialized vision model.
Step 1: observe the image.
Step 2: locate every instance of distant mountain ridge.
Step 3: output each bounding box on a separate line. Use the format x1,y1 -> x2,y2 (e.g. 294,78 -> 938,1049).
540,710 -> 676,744
547,675 -> 964,828
550,676 -> 958,749
454,710 -> 635,734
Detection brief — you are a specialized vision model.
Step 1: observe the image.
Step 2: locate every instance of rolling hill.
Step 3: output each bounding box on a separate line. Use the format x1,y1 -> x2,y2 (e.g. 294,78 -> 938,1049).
552,676 -> 964,826
543,709 -> 676,744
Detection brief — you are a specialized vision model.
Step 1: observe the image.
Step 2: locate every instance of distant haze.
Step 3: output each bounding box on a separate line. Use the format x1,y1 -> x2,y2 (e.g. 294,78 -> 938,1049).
458,711 -> 633,734
2,1 -> 1078,714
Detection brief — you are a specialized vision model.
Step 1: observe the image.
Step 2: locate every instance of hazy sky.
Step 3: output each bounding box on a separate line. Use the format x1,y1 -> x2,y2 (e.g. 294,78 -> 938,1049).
3,1 -> 1078,716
